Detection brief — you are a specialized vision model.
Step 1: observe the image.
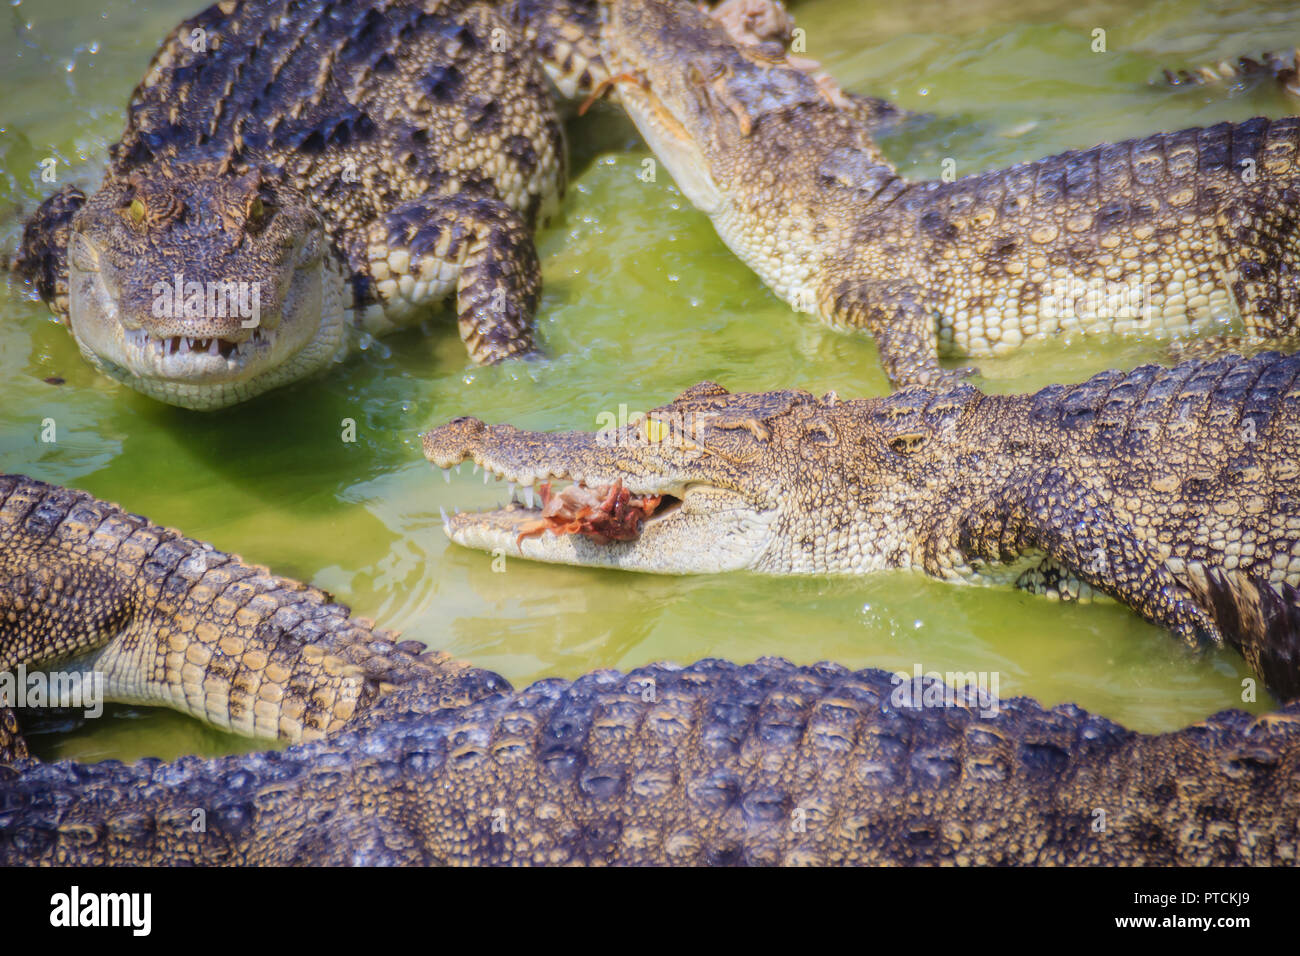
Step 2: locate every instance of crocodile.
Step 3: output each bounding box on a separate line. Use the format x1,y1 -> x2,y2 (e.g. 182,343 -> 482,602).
596,0 -> 1300,388
12,0 -> 574,410
7,0 -> 906,411
2,473 -> 1299,865
424,350 -> 1300,701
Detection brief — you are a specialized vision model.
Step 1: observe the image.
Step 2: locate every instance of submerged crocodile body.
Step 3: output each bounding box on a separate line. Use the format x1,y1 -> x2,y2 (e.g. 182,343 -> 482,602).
13,0 -> 572,409
599,0 -> 1300,388
425,351 -> 1300,700
2,473 -> 1299,866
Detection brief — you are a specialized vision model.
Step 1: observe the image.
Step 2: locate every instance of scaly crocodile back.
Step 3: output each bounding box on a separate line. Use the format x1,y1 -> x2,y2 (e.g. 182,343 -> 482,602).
117,0 -> 565,245
3,657 -> 1299,864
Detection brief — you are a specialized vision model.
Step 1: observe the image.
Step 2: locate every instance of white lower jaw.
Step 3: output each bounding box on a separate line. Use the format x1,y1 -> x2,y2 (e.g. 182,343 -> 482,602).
80,328 -> 345,410
72,309 -> 349,409
620,92 -> 728,217
66,256 -> 351,408
125,334 -> 270,381
76,327 -> 288,383
445,506 -> 776,574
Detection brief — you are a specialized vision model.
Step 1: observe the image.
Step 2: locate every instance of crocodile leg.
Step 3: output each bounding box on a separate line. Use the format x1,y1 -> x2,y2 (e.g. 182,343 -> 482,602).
955,470 -> 1222,648
827,281 -> 967,388
363,194 -> 543,364
1014,557 -> 1101,602
512,0 -> 608,101
1185,569 -> 1300,702
1168,200 -> 1300,360
10,185 -> 85,323
1224,188 -> 1300,335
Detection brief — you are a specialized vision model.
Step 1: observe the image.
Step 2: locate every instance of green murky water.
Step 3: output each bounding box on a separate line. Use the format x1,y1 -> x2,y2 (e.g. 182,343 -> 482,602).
2,0 -> 1298,761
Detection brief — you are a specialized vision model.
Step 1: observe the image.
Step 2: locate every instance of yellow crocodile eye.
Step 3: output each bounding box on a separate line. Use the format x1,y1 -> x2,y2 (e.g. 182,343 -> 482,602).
128,198 -> 146,224
645,418 -> 670,443
249,197 -> 265,220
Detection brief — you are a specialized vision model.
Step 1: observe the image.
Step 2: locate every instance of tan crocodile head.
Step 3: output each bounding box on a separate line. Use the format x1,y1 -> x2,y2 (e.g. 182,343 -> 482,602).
600,0 -> 811,212
422,380 -> 937,574
598,0 -> 895,313
66,159 -> 349,409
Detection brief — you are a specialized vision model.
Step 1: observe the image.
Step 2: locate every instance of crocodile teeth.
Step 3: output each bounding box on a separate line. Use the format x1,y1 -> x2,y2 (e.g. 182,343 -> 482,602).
483,469 -> 490,485
129,331 -> 255,361
524,486 -> 535,509
442,468 -> 451,483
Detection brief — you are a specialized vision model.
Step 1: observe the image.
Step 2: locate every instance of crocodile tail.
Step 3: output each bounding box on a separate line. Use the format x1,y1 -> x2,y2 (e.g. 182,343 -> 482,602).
1185,567 -> 1300,702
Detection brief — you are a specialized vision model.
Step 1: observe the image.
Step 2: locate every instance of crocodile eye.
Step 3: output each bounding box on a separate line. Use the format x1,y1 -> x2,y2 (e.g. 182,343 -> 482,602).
245,193 -> 276,232
644,418 -> 670,443
128,198 -> 146,224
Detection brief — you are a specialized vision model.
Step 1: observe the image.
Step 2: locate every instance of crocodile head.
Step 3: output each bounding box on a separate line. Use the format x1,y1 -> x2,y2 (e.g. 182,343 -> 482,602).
423,381 -> 970,574
66,160 -> 349,409
597,0 -> 891,307
597,0 -> 829,216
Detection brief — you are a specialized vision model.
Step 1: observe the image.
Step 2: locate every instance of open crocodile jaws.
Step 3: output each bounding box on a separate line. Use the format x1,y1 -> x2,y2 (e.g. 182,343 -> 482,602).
421,390 -> 781,574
